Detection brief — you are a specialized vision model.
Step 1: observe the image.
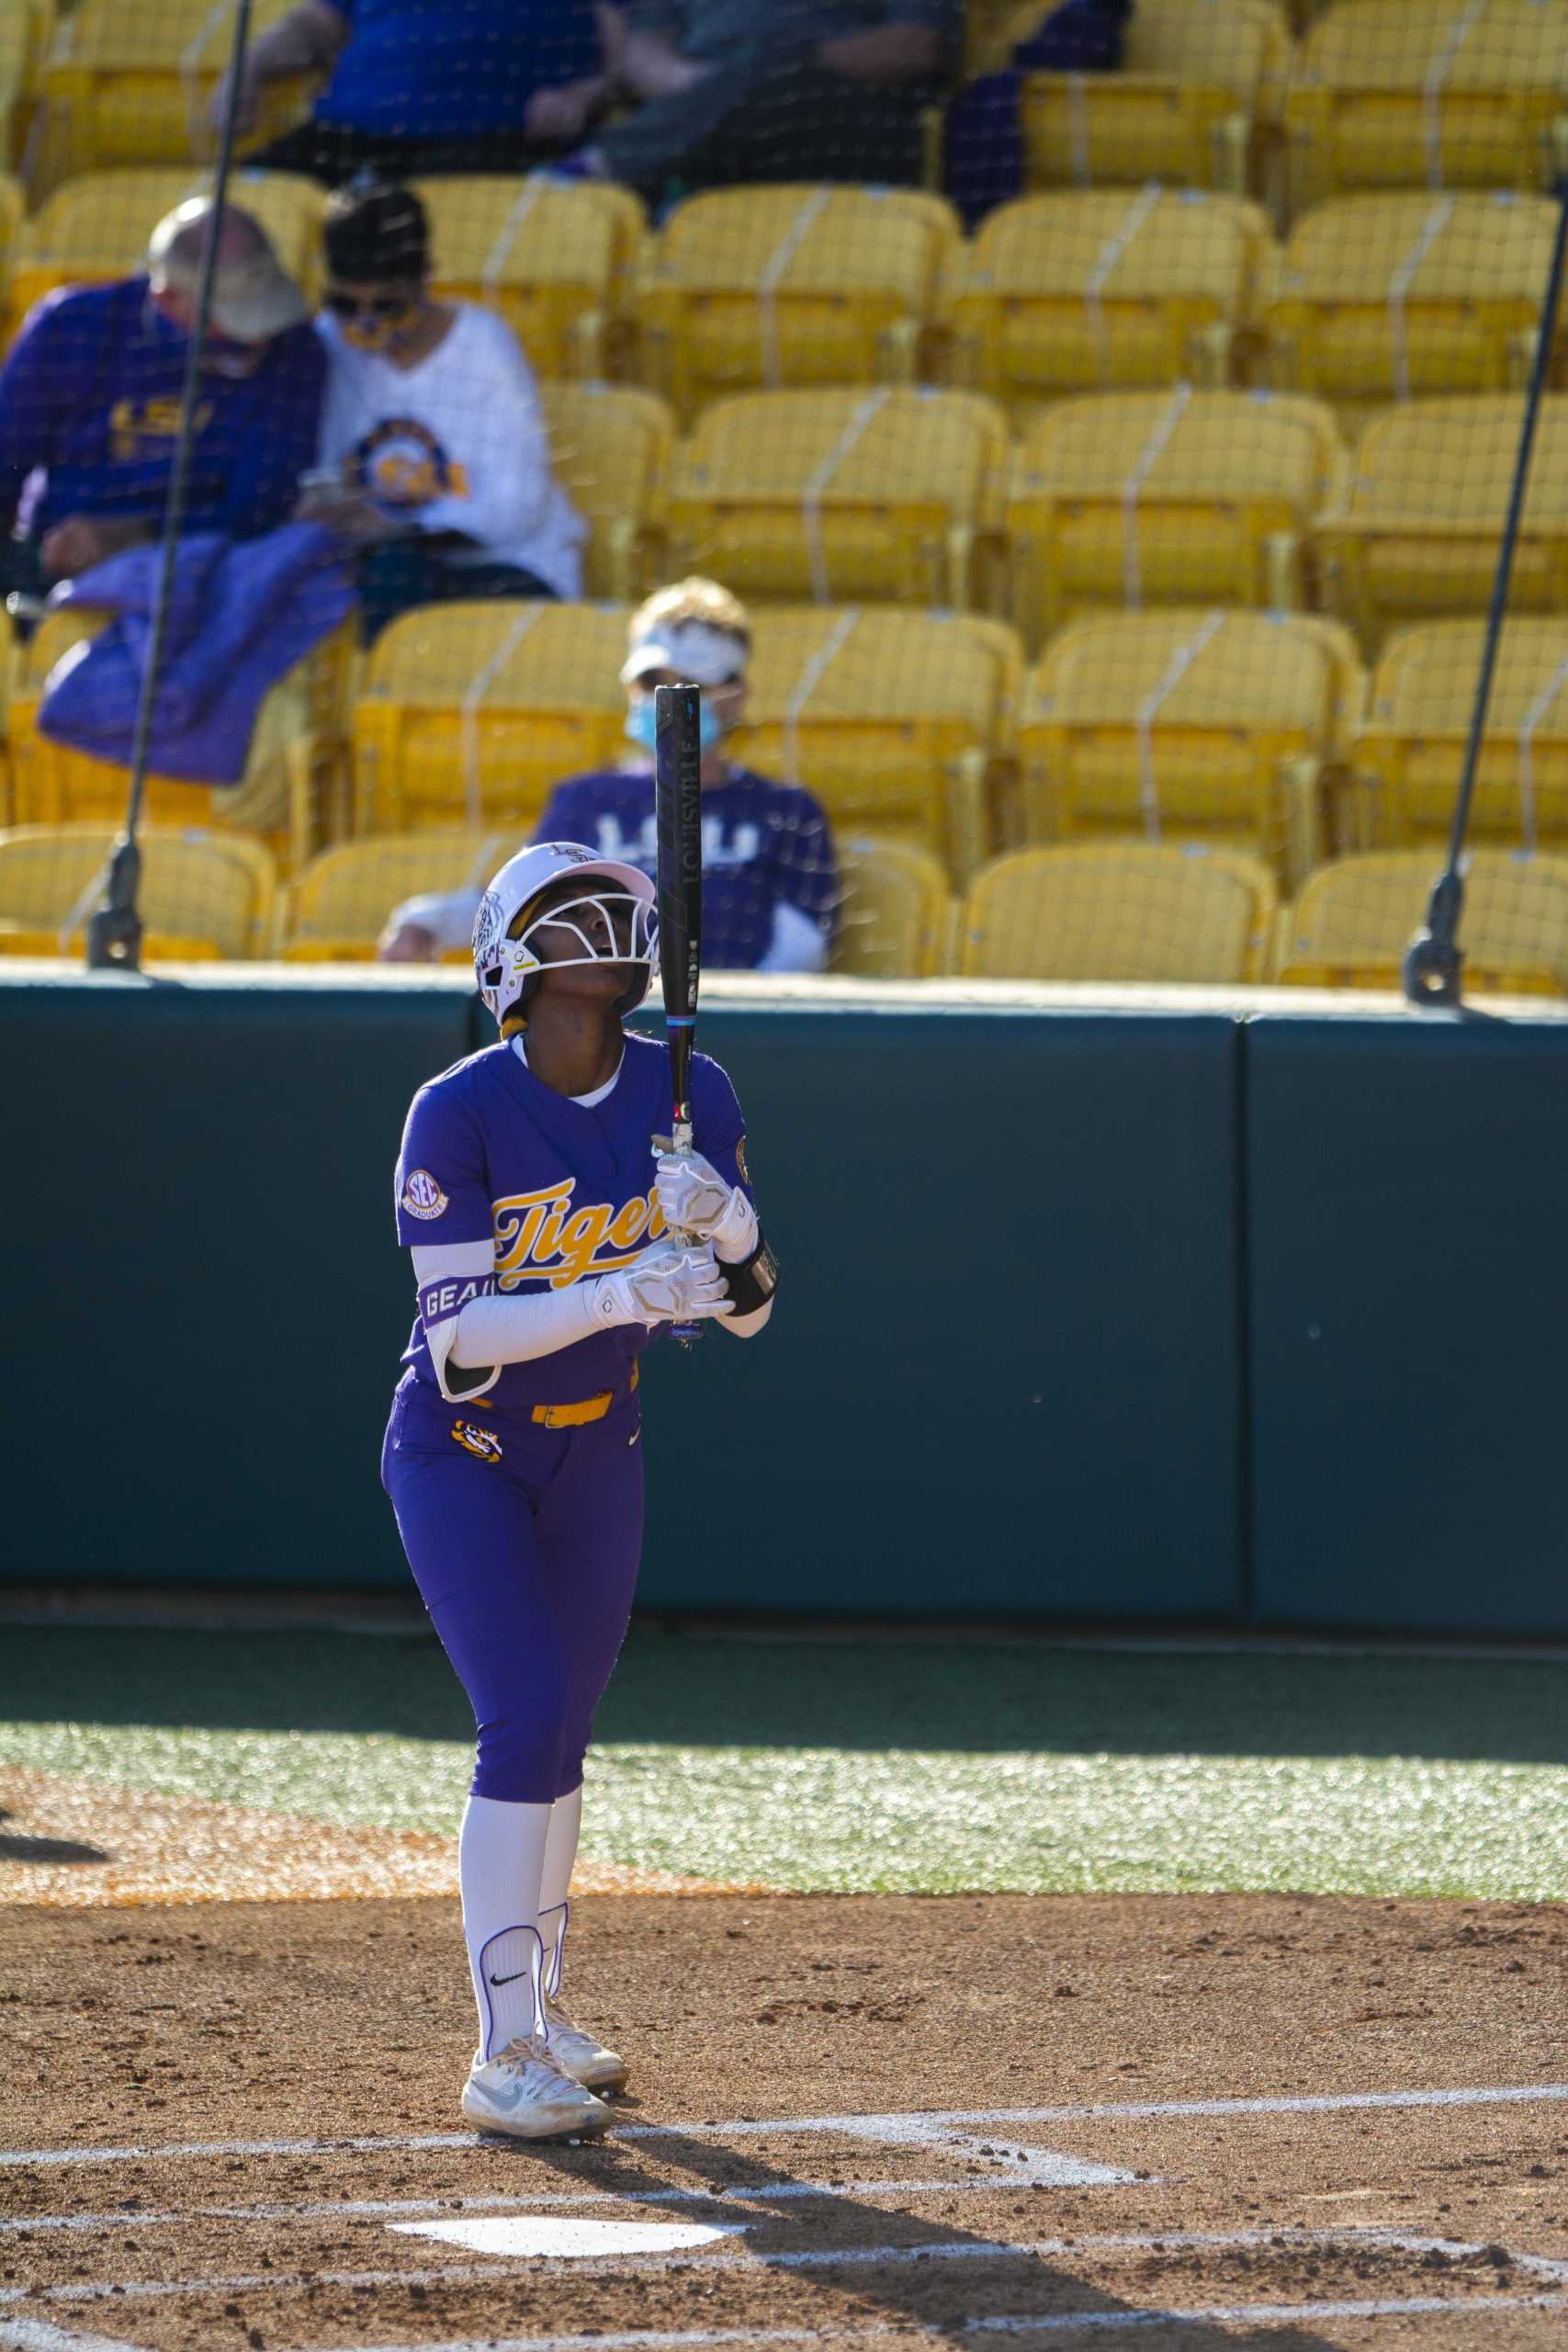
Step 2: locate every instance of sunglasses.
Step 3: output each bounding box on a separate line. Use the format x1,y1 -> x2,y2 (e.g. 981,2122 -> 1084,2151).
324,289 -> 416,321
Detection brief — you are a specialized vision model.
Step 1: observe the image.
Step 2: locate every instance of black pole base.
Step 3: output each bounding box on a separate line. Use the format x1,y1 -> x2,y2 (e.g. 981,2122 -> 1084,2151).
1403,867 -> 1465,1012
85,836 -> 144,974
1402,931 -> 1465,1010
85,905 -> 144,972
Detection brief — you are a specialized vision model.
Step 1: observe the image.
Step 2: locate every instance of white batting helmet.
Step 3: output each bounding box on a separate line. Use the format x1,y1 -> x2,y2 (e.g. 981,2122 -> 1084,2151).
472,841 -> 657,1029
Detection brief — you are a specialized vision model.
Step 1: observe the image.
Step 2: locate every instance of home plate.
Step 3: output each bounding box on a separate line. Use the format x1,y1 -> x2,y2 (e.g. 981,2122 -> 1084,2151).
391,2214 -> 749,2259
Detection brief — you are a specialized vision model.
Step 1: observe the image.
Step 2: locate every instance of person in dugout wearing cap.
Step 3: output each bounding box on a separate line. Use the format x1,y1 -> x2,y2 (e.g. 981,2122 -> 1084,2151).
0,198 -> 325,618
378,576 -> 840,975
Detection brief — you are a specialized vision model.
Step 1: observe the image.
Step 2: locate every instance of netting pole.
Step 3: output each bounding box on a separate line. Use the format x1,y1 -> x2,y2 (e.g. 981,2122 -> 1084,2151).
1403,176 -> 1568,1012
85,0 -> 256,973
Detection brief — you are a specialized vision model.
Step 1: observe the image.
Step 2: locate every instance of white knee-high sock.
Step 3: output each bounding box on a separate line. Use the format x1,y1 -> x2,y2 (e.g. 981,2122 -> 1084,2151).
459,1793 -> 551,2059
537,1784 -> 583,1999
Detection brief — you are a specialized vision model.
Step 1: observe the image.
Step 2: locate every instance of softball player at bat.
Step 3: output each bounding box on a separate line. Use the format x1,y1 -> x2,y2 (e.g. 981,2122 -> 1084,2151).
382,840 -> 778,2141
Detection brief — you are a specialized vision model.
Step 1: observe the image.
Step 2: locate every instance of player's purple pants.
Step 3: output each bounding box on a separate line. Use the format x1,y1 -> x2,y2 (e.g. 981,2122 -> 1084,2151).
381,1370 -> 644,1804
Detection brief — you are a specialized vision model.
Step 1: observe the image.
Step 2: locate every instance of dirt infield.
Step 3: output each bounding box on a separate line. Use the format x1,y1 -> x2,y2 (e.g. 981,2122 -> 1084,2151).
6,1891 -> 1568,2349
0,1770 -> 761,1905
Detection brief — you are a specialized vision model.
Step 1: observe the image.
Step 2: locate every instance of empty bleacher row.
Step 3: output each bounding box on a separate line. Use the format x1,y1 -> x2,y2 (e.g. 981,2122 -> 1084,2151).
7,820 -> 1568,995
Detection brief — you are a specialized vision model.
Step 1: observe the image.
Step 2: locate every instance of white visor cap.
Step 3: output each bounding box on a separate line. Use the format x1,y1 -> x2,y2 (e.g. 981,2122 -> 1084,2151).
620,616 -> 749,689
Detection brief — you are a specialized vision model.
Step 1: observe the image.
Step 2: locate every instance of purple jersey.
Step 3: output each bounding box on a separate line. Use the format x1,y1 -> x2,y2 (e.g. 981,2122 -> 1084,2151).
534,767 -> 838,970
0,278 -> 325,548
394,1030 -> 752,1415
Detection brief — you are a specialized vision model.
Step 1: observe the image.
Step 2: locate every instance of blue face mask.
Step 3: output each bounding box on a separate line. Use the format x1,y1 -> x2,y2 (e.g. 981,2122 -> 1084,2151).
626,698 -> 727,755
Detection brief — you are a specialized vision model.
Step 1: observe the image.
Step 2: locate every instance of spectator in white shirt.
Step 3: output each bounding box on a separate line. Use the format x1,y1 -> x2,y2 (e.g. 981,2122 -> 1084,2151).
297,177 -> 583,643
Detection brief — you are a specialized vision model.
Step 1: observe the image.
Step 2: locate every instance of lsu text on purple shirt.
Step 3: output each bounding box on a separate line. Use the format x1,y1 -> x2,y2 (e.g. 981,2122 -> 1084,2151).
394,1030 -> 752,1416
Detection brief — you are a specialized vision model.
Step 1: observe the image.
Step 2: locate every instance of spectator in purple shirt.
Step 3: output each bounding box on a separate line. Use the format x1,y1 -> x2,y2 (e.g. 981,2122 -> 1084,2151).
378,577 -> 839,969
220,0 -> 620,185
0,199 -> 325,613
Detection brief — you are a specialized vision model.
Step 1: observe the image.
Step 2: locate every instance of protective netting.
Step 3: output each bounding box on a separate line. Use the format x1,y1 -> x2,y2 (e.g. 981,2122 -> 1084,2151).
2,0 -> 1567,992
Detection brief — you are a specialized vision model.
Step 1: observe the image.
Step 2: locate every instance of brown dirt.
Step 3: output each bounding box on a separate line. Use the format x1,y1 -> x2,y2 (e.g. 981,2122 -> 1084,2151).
0,1770 -> 762,1906
4,1892 -> 1568,2350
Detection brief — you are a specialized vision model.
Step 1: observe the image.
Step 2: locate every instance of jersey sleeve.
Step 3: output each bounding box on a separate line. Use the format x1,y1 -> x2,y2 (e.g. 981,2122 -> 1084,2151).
690,1053 -> 753,1207
394,1079 -> 495,1246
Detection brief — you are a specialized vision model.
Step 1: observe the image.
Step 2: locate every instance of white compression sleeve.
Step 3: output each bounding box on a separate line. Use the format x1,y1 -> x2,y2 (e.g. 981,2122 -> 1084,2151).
452,1284 -> 600,1368
460,1793 -> 552,2059
410,1245 -> 605,1398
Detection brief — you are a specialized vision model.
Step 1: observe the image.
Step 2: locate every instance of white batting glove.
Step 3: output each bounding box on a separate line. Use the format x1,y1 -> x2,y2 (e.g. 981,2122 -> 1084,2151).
653,1148 -> 759,1262
590,1238 -> 734,1330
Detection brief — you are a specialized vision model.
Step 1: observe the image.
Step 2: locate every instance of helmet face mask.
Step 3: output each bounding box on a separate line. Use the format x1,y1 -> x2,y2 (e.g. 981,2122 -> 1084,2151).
474,843 -> 658,1029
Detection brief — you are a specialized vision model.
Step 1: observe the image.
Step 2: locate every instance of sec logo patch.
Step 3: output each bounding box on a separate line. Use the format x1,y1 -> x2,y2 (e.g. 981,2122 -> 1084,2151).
401,1169 -> 449,1221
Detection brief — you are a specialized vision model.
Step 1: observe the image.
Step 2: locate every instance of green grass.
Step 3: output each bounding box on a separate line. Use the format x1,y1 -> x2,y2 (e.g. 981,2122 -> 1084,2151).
4,1624 -> 1568,1898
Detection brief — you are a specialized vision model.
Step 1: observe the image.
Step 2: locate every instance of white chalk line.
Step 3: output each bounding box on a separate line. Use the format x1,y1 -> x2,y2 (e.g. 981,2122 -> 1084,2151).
7,2080 -> 1567,2169
0,2170 -> 1141,2239
0,2319 -> 143,2352
300,2335 -> 833,2352
966,2296 -> 1568,2334
7,2225 -> 1559,2305
280,2312 -> 1568,2352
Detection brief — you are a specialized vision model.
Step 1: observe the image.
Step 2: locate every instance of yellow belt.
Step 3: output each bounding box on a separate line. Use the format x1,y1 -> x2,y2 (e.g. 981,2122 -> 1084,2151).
530,1360 -> 638,1429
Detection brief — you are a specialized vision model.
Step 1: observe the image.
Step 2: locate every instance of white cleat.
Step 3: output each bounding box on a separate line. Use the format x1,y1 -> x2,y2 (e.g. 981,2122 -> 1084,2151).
461,2035 -> 613,2140
542,1992 -> 628,2093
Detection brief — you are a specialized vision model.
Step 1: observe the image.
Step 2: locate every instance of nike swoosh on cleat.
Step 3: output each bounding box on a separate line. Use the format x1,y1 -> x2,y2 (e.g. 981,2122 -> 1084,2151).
471,2079 -> 526,2111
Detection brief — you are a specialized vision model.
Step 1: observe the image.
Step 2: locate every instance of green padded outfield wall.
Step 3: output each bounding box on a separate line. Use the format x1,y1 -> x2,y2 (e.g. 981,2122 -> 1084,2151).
1246,1013 -> 1568,1636
0,972 -> 473,1596
0,975 -> 1244,1619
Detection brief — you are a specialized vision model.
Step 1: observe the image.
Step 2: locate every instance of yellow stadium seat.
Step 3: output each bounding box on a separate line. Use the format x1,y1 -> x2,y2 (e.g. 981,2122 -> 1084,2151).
733,605 -> 1022,883
1012,0 -> 1292,198
536,381 -> 672,605
1350,619 -> 1568,854
1263,191 -> 1556,431
1007,388 -> 1346,650
8,608 -> 344,874
0,4 -> 51,171
947,187 -> 1273,420
0,174 -> 22,323
1314,395 -> 1568,651
958,841 -> 1278,982
1276,847 -> 1568,993
351,601 -> 629,837
0,23 -> 29,177
33,0 -> 315,193
414,176 -> 644,381
1018,607 -> 1363,888
965,0 -> 1026,74
6,165 -> 327,340
284,829 -> 512,959
668,388 -> 1010,612
0,820 -> 276,957
831,833 -> 954,978
1286,0 -> 1568,209
635,185 -> 959,424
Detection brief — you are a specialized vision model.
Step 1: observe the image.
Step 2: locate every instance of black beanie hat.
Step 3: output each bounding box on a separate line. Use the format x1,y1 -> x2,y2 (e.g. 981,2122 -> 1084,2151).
323,175 -> 429,283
